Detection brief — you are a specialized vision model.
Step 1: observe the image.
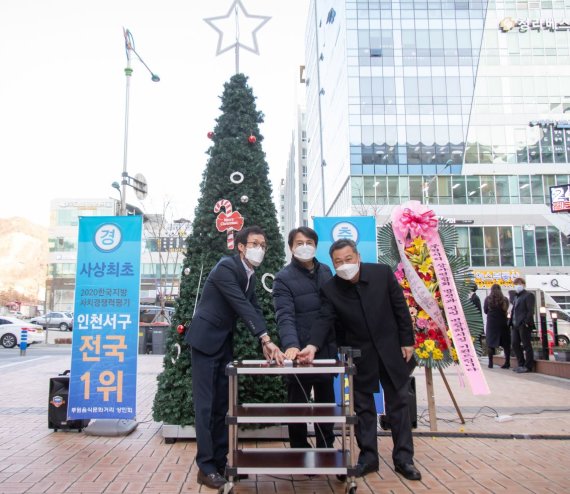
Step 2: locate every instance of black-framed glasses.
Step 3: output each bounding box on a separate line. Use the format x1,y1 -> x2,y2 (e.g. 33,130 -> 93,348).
246,241 -> 267,250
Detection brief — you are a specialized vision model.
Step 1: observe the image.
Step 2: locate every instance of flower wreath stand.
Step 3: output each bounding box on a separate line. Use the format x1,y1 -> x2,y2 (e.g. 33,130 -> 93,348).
378,201 -> 489,431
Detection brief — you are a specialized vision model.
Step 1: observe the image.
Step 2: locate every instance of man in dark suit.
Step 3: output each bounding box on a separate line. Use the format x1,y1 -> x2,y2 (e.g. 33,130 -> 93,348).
298,239 -> 421,481
509,277 -> 536,373
185,226 -> 285,489
273,226 -> 336,449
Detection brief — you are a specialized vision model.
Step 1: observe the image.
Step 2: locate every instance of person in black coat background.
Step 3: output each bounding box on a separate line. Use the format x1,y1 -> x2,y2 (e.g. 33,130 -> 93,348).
483,283 -> 510,369
470,285 -> 482,314
509,277 -> 536,373
298,239 -> 421,481
185,226 -> 285,489
273,226 -> 336,449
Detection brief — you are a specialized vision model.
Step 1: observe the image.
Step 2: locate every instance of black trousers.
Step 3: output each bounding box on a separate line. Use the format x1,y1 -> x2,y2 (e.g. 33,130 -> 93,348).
287,374 -> 336,448
191,341 -> 232,475
354,358 -> 414,467
500,329 -> 511,361
512,324 -> 534,370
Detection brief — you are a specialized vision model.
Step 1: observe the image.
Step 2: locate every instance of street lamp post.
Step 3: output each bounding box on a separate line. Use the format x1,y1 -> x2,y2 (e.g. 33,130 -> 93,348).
120,29 -> 159,215
424,159 -> 454,205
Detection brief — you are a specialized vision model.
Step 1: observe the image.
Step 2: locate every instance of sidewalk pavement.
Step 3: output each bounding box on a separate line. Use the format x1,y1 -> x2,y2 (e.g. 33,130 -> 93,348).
0,352 -> 568,494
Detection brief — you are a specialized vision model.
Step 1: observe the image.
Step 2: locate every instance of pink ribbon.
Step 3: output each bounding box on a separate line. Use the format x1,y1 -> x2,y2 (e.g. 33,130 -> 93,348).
391,200 -> 490,396
392,201 -> 438,242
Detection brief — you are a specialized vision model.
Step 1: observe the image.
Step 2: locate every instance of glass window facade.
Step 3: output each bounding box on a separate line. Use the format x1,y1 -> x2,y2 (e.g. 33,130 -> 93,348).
456,225 -> 570,268
305,1 -> 570,274
352,173 -> 568,206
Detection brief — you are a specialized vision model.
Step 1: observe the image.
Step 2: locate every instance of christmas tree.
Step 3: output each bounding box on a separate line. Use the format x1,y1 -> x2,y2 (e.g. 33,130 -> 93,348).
152,73 -> 286,426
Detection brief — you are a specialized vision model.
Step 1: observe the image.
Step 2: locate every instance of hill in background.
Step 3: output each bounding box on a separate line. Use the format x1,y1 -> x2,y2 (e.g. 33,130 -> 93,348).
0,217 -> 48,307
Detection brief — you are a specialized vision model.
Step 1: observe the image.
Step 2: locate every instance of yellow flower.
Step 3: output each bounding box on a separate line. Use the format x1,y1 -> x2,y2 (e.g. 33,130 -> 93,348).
424,340 -> 435,351
417,310 -> 429,320
412,238 -> 425,250
418,260 -> 432,275
433,349 -> 443,360
451,348 -> 458,361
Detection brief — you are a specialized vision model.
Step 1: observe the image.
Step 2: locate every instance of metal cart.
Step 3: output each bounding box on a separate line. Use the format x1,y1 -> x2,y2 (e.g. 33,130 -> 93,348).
222,348 -> 360,494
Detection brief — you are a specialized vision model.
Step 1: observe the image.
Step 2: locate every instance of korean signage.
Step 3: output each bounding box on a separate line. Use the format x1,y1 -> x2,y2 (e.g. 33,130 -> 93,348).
313,216 -> 378,268
499,17 -> 570,33
68,216 -> 142,420
550,184 -> 570,213
146,236 -> 185,253
472,269 -> 521,289
529,119 -> 570,129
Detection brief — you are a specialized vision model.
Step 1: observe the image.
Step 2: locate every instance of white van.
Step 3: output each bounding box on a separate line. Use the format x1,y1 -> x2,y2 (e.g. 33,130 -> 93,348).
546,308 -> 570,346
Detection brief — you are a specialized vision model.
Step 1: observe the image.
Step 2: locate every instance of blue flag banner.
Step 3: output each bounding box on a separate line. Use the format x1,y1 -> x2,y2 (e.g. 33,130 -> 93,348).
68,216 -> 142,420
313,216 -> 384,413
313,216 -> 377,270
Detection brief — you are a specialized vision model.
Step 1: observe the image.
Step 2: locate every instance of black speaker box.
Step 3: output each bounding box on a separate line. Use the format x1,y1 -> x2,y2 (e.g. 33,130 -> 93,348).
379,376 -> 417,430
48,375 -> 89,431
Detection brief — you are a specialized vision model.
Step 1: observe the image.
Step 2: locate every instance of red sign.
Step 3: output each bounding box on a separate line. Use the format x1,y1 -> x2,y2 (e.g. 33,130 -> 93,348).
216,211 -> 244,232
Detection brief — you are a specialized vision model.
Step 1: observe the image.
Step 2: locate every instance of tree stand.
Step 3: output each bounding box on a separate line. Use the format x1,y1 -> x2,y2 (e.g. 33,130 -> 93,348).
424,367 -> 465,431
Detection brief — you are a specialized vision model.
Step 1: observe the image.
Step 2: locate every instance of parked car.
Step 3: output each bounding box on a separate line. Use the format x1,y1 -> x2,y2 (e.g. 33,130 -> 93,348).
30,311 -> 73,331
0,316 -> 44,348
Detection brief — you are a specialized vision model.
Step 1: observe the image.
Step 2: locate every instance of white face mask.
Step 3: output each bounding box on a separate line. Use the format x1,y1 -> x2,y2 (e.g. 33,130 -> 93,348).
293,244 -> 316,262
245,246 -> 265,267
336,262 -> 359,281
515,284 -> 524,294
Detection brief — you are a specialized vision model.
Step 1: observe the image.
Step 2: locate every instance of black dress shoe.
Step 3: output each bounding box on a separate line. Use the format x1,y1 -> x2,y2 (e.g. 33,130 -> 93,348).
354,463 -> 379,477
500,363 -> 510,369
395,463 -> 422,481
197,470 -> 226,489
217,467 -> 248,481
515,367 -> 530,373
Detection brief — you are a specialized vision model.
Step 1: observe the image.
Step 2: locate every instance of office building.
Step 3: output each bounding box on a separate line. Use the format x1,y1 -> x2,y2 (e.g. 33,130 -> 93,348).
304,0 -> 570,307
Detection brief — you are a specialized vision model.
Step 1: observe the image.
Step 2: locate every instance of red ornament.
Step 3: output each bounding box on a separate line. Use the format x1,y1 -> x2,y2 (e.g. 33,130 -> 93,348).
207,131 -> 214,139
177,324 -> 185,335
248,135 -> 257,144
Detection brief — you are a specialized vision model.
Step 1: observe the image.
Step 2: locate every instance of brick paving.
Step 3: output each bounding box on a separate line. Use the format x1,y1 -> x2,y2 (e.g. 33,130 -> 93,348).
0,351 -> 568,493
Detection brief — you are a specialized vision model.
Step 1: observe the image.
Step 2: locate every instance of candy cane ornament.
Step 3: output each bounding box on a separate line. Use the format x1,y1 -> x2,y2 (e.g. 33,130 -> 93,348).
214,199 -> 234,249
214,199 -> 244,250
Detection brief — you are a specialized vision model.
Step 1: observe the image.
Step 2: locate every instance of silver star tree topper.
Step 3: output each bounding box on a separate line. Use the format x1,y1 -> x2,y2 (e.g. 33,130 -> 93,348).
204,0 -> 271,73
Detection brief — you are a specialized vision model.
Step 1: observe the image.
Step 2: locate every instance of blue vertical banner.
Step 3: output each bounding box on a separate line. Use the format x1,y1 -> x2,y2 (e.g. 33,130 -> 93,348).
313,216 -> 384,413
313,216 -> 378,267
68,216 -> 142,420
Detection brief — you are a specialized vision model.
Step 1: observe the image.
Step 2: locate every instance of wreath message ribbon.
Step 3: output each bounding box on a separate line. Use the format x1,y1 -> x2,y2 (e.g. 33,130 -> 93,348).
391,201 -> 490,395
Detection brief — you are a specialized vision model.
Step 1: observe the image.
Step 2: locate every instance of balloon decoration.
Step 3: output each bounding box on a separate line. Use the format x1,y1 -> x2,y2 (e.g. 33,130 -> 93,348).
176,324 -> 185,335
214,199 -> 244,249
248,134 -> 257,144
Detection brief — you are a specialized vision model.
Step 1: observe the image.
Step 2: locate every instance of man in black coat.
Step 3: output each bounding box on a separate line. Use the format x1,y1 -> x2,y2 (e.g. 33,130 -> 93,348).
509,277 -> 536,373
273,226 -> 336,449
185,226 -> 284,489
298,239 -> 421,481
